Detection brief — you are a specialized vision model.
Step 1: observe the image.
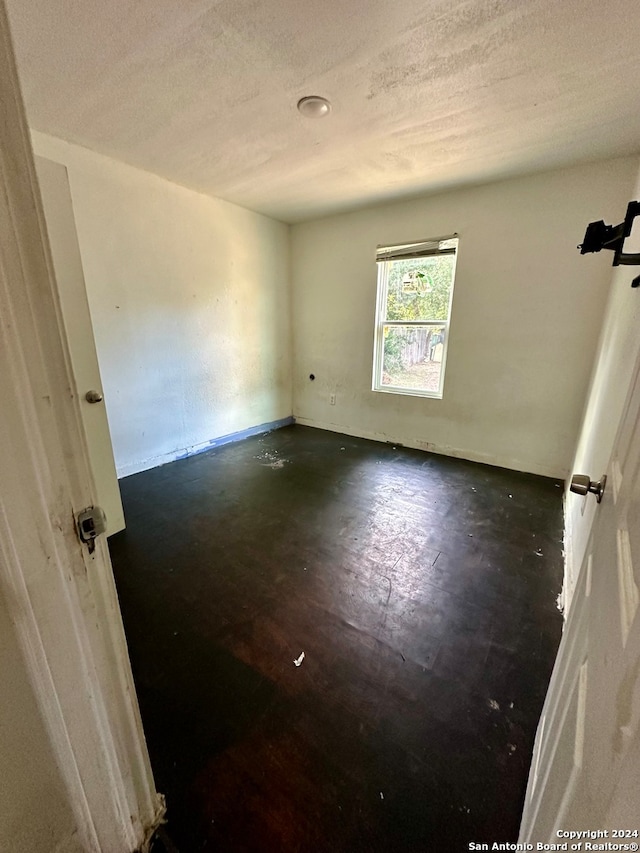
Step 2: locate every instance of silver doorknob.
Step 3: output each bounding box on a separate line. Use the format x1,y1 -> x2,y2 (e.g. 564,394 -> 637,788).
85,390 -> 104,404
570,473 -> 606,503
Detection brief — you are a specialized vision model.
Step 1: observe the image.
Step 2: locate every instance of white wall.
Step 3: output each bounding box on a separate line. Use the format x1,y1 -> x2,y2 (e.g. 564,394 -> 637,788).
564,159 -> 640,608
0,589 -> 80,853
291,158 -> 637,478
32,132 -> 292,477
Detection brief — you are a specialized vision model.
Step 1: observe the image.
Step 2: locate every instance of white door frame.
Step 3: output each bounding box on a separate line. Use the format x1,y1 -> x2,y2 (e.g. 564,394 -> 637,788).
0,3 -> 163,850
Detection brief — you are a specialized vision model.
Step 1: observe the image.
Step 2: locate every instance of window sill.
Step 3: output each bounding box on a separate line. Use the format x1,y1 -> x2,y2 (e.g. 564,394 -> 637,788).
372,386 -> 443,400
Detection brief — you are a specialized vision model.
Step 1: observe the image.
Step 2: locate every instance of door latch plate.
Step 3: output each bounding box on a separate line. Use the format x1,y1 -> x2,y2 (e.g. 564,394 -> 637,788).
76,506 -> 107,553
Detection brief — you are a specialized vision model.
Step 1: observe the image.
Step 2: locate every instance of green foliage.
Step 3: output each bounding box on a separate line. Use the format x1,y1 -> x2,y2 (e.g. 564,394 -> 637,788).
383,327 -> 405,374
385,255 -> 454,322
382,255 -> 453,377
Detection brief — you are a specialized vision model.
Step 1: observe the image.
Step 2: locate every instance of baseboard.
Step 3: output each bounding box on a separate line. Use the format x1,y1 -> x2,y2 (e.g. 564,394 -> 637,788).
118,417 -> 294,478
293,416 -> 565,480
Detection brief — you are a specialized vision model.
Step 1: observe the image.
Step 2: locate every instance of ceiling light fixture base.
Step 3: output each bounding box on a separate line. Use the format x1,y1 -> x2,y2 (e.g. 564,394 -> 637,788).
297,96 -> 331,118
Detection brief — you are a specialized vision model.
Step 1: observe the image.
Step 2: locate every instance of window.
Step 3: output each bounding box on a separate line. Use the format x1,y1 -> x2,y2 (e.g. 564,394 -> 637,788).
372,235 -> 458,398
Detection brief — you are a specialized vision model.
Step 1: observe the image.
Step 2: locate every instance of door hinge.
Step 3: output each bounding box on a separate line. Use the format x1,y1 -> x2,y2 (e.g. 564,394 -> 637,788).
76,506 -> 107,553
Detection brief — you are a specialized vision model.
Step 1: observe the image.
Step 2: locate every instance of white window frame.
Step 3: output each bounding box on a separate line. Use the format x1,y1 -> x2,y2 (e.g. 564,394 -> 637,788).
372,235 -> 458,399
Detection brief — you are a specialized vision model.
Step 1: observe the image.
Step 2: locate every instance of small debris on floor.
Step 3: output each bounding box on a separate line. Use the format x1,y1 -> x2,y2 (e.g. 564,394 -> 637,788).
488,699 -> 500,711
293,651 -> 305,667
535,548 -> 544,557
508,494 -> 513,499
254,449 -> 289,469
508,743 -> 517,753
380,792 -> 384,800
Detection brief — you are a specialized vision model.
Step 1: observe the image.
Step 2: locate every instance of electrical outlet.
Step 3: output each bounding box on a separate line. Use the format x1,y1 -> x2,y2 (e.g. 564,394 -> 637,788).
330,393 -> 336,405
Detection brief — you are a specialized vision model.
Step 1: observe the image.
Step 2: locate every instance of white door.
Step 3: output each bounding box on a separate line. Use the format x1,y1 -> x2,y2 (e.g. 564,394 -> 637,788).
0,1 -> 160,847
35,156 -> 125,534
520,339 -> 640,839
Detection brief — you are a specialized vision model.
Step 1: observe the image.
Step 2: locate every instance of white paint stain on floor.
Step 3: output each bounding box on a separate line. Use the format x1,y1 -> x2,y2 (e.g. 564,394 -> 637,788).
254,449 -> 289,469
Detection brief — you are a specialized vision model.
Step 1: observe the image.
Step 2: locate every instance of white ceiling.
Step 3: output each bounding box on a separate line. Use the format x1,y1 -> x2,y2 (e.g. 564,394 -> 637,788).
7,0 -> 640,222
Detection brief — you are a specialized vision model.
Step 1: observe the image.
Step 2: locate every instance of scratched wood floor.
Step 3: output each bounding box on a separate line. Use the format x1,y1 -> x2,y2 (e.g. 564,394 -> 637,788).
108,424 -> 564,852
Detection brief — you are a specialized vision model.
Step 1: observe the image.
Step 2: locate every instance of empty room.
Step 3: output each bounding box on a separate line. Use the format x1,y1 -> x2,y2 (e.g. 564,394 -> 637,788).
1,1 -> 640,852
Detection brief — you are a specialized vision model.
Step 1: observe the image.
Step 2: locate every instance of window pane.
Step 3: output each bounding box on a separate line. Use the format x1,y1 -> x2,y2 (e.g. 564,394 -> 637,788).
385,255 -> 455,322
381,325 -> 446,393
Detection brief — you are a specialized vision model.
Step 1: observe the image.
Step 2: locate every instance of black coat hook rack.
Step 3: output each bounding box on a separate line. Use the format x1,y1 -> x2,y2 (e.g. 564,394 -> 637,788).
578,200 -> 640,287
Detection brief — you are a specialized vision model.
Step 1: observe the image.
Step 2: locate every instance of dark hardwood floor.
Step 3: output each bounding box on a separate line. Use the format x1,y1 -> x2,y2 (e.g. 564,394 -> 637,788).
108,424 -> 564,852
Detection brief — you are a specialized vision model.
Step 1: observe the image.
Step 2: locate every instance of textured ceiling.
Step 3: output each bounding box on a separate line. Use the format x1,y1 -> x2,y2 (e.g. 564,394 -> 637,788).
7,0 -> 640,222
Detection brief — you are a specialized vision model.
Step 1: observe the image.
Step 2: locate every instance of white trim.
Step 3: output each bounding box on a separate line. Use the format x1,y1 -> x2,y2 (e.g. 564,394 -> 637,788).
117,416 -> 294,477
294,416 -> 565,479
561,496 -> 573,614
373,383 -> 445,400
381,320 -> 449,327
0,3 -> 163,849
371,239 -> 458,399
616,527 -> 639,647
